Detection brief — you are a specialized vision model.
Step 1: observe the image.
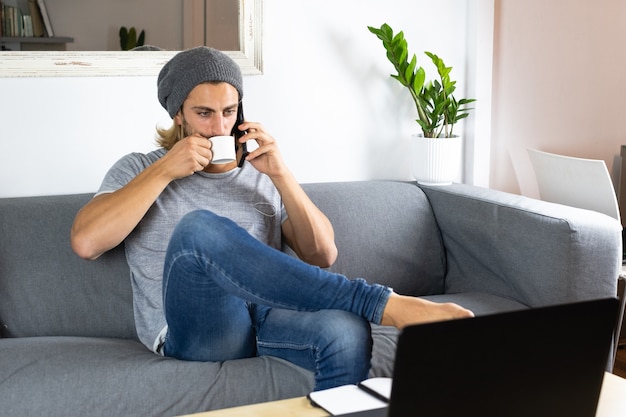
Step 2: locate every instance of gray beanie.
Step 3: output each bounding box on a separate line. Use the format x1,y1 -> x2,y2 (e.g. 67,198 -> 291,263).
157,46 -> 243,118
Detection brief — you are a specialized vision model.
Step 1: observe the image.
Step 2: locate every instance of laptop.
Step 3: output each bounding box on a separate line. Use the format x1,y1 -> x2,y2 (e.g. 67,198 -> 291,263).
334,297 -> 618,417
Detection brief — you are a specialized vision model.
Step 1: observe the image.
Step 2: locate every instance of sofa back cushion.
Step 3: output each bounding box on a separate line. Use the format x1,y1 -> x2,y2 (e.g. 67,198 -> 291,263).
301,181 -> 445,296
0,181 -> 445,339
0,194 -> 137,339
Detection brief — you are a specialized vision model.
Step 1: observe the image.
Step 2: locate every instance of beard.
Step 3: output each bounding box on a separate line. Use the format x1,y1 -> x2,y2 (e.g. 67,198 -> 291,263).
180,117 -> 218,140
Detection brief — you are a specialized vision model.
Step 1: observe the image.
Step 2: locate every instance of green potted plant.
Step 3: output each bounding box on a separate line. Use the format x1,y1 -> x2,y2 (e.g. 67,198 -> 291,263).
119,26 -> 146,51
368,23 -> 475,185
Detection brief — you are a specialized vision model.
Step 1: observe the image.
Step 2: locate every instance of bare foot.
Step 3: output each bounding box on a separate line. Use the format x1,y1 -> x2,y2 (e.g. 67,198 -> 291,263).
380,293 -> 474,329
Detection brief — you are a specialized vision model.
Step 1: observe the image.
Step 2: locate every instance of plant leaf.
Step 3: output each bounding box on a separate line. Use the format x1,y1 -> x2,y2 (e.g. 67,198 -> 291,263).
413,67 -> 425,92
405,55 -> 417,84
369,24 -> 476,136
137,30 -> 146,47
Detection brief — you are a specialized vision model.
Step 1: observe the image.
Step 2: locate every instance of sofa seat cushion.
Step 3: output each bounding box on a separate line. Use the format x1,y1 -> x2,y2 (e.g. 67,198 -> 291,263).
423,292 -> 529,316
0,337 -> 315,416
1,327 -> 404,416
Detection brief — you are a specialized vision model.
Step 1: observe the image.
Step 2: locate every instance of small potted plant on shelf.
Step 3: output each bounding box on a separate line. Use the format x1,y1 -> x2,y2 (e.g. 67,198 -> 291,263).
368,23 -> 475,185
119,26 -> 146,51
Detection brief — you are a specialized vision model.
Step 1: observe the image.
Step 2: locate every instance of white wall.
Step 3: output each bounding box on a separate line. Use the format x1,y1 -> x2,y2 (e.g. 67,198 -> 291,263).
0,0 -> 479,198
4,1 -> 623,200
491,0 -> 626,196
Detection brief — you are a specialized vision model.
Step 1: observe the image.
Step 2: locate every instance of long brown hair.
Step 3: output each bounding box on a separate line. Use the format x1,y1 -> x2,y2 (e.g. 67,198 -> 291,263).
155,120 -> 182,150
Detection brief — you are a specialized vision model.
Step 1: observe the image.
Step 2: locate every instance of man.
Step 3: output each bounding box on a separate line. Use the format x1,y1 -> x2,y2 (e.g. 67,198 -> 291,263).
71,46 -> 472,391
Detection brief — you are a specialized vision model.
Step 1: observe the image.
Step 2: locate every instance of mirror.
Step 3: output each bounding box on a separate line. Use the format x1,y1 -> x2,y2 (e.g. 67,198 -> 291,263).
0,0 -> 262,77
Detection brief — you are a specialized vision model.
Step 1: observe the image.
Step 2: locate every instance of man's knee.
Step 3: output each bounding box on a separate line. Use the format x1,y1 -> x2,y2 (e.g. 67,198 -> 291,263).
176,210 -> 220,234
171,210 -> 231,249
318,310 -> 372,358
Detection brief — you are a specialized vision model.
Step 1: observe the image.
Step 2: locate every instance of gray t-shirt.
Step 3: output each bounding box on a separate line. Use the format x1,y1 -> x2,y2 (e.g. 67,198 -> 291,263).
97,148 -> 285,352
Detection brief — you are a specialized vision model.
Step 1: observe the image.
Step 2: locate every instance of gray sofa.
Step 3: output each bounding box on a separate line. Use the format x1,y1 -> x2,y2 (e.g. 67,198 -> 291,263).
0,181 -> 621,417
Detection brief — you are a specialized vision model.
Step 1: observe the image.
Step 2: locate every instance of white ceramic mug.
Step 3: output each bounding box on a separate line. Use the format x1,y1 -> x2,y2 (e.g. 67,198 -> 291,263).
209,135 -> 236,164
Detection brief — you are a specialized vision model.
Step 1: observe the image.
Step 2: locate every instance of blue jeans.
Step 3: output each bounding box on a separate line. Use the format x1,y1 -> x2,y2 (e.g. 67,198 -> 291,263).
161,210 -> 391,390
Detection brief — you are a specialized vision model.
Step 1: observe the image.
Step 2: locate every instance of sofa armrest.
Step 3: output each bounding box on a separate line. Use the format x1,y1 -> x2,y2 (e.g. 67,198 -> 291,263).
420,183 -> 622,307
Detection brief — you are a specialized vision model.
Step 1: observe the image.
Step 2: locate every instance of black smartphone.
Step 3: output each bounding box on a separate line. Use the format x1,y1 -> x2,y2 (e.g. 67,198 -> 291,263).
232,103 -> 248,167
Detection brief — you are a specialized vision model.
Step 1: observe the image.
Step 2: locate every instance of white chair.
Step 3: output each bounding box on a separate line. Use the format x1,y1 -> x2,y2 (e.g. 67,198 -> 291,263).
527,148 -> 621,223
528,148 -> 625,370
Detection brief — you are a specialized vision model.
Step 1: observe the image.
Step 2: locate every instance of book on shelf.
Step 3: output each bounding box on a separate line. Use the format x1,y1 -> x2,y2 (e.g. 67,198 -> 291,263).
22,13 -> 32,36
2,3 -> 23,38
1,0 -> 18,37
1,0 -> 48,38
27,0 -> 43,37
36,0 -> 52,36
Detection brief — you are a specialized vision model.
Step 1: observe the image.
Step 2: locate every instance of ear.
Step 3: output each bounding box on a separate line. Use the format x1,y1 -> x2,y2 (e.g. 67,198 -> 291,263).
174,111 -> 183,126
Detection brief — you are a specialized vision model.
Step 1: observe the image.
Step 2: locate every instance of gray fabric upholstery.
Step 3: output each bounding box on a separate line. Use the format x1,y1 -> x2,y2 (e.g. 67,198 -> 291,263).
302,181 -> 446,296
0,194 -> 135,339
0,180 -> 620,417
421,184 -> 621,306
1,337 -> 313,416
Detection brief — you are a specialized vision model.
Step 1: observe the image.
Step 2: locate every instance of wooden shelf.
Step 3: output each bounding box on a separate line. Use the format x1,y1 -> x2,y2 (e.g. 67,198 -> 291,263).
1,36 -> 74,43
1,36 -> 74,51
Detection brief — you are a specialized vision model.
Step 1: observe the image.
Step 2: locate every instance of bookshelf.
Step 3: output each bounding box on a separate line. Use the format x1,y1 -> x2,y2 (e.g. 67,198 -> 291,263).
1,0 -> 73,50
1,36 -> 73,50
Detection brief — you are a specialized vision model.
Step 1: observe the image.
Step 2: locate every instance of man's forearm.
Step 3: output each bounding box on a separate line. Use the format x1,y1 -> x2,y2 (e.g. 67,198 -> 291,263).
70,161 -> 172,260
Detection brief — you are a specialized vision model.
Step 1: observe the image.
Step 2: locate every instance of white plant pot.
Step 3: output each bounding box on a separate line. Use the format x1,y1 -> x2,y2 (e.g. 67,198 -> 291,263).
411,134 -> 463,186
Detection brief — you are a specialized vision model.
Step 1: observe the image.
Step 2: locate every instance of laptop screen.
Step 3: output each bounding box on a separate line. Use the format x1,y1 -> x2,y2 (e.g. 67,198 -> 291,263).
388,298 -> 618,417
